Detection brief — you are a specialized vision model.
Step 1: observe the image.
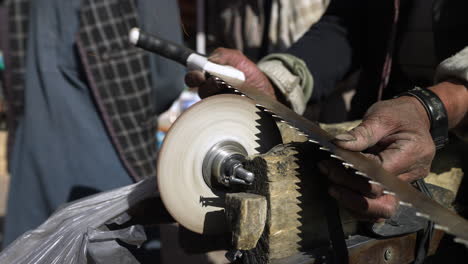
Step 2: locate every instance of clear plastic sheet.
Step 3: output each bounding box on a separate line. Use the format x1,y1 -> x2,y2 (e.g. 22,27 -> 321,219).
0,177 -> 157,264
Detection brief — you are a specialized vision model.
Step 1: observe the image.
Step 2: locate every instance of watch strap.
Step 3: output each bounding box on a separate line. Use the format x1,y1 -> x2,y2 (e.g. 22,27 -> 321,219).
398,87 -> 449,149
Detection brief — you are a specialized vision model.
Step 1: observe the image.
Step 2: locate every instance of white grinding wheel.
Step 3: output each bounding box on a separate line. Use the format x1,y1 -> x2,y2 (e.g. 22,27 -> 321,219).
157,94 -> 281,235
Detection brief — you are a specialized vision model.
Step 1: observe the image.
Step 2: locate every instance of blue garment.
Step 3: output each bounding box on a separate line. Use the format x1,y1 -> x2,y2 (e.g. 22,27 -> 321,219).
3,0 -> 184,246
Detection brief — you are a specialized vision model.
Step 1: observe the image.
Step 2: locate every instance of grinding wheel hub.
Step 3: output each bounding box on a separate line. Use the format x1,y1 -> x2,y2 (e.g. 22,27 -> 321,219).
157,94 -> 281,234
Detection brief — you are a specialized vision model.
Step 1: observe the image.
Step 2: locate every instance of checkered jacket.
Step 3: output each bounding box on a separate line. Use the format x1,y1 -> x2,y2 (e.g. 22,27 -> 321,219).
4,0 -> 161,181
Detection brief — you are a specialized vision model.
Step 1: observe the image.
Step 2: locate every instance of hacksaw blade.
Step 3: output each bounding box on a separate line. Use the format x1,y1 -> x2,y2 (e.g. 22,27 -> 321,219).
212,77 -> 468,245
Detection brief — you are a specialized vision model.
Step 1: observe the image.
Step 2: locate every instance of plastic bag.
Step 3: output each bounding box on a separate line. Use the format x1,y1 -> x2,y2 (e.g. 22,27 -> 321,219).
0,177 -> 157,264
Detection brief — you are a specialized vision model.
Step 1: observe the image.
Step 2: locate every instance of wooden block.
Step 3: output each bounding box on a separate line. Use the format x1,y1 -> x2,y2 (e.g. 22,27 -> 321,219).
225,193 -> 267,250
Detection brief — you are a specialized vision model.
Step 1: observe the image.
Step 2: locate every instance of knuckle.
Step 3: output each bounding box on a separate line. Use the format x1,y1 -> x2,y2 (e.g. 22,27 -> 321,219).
382,196 -> 398,218
356,197 -> 371,213
364,104 -> 400,130
373,114 -> 399,132
425,142 -> 436,159
369,184 -> 383,197
414,140 -> 435,162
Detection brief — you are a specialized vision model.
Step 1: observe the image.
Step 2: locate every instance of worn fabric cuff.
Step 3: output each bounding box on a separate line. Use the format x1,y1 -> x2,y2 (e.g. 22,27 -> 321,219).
434,46 -> 468,143
257,53 -> 313,114
434,46 -> 468,84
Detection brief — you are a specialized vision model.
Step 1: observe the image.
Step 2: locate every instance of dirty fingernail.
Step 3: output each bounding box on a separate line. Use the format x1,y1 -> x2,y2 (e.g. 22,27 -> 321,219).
335,133 -> 356,141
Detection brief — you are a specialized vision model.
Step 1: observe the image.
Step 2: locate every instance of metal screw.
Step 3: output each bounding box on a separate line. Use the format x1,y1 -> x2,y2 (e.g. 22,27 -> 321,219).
225,250 -> 243,262
223,157 -> 255,185
384,248 -> 393,261
233,165 -> 255,184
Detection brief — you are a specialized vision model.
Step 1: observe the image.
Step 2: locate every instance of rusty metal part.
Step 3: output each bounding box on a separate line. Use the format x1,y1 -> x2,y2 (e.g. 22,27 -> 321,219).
346,230 -> 444,264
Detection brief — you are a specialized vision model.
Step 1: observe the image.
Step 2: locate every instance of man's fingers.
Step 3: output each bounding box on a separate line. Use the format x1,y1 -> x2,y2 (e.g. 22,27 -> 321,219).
185,71 -> 230,99
329,185 -> 399,220
334,120 -> 383,152
378,142 -> 433,180
185,70 -> 206,88
334,115 -> 398,152
208,48 -> 245,67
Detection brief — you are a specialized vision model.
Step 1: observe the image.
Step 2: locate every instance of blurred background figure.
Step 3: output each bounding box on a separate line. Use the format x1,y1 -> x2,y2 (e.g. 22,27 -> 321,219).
205,0 -> 330,61
179,0 -> 330,61
0,2 -> 184,262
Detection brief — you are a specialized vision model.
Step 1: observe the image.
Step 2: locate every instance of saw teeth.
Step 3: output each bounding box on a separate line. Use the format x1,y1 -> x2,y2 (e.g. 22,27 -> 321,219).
319,146 -> 331,152
255,104 -> 265,108
383,190 -> 396,196
308,139 -> 319,144
399,201 -> 413,207
415,212 -> 431,220
434,224 -> 449,232
330,154 -> 344,161
454,237 -> 468,247
355,171 -> 370,179
368,180 -> 383,187
342,162 -> 354,169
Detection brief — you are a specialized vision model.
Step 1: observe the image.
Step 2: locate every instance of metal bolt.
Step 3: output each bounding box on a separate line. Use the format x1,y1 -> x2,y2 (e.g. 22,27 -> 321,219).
233,166 -> 255,184
225,250 -> 243,262
384,248 -> 393,261
223,157 -> 255,185
203,141 -> 255,188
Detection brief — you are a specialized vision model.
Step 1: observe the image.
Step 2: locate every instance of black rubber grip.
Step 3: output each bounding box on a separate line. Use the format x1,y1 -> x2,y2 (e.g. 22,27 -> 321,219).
136,30 -> 194,65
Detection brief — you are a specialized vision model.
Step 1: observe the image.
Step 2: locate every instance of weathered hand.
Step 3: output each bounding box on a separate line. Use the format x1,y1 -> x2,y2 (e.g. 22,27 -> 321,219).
321,96 -> 435,221
185,48 -> 276,99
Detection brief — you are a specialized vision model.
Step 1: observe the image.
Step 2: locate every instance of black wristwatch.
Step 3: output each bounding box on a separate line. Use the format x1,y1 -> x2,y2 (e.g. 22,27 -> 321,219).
397,87 -> 449,150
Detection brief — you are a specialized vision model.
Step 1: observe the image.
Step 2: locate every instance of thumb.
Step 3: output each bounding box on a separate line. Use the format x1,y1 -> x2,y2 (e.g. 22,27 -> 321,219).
208,48 -> 245,68
184,70 -> 206,88
334,118 -> 393,152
